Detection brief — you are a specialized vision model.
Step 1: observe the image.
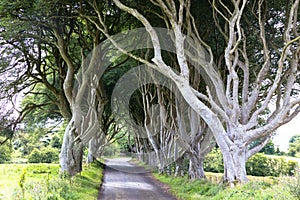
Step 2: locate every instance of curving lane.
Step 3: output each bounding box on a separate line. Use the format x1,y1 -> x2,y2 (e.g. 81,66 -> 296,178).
98,157 -> 177,200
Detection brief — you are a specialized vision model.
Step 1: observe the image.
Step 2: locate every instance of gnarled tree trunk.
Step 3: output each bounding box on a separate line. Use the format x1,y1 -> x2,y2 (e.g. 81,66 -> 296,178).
187,152 -> 206,179
222,145 -> 247,185
59,121 -> 83,176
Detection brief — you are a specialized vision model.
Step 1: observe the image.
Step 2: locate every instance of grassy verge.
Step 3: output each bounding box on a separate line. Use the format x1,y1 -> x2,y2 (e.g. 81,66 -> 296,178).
0,161 -> 103,200
154,173 -> 297,200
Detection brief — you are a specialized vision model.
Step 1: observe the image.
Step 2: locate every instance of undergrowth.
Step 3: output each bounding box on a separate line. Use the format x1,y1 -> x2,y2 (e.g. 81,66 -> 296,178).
0,161 -> 103,200
154,173 -> 298,200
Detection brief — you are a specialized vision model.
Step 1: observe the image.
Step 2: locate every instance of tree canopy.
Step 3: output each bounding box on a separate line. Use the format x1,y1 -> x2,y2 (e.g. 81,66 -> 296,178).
0,0 -> 300,185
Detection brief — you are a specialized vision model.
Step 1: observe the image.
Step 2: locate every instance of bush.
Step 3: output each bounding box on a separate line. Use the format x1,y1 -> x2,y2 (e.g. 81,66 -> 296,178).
246,153 -> 298,177
288,171 -> 300,200
204,148 -> 224,173
0,144 -> 12,163
50,135 -> 62,149
28,147 -> 59,163
204,150 -> 299,177
246,153 -> 269,176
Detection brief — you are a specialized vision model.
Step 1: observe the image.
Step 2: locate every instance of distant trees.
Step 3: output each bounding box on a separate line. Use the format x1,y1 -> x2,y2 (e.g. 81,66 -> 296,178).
260,141 -> 276,155
288,135 -> 300,157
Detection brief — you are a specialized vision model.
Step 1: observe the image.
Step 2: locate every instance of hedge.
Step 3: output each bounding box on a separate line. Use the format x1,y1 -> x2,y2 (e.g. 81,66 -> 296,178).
246,153 -> 298,176
204,149 -> 298,177
28,147 -> 59,163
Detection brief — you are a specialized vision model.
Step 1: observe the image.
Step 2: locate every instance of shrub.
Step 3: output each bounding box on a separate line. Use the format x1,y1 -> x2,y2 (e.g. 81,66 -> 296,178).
246,153 -> 269,176
204,148 -> 224,173
50,135 -> 62,149
246,153 -> 298,177
204,150 -> 299,177
288,171 -> 300,200
0,144 -> 12,163
28,148 -> 41,163
28,147 -> 59,163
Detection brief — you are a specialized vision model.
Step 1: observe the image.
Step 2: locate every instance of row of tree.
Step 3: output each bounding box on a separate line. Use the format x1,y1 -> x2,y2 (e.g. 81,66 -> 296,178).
1,0 -> 300,185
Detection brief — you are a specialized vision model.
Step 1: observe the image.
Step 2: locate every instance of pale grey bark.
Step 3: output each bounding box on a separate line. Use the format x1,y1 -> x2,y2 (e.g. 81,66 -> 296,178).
109,0 -> 300,185
176,97 -> 215,179
87,132 -> 106,163
59,121 -> 83,176
54,27 -> 85,176
59,46 -> 108,175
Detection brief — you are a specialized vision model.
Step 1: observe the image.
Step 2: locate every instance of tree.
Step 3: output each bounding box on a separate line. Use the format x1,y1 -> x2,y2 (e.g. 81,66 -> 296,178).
0,137 -> 12,163
260,140 -> 276,155
92,0 -> 300,185
2,0 -> 300,185
0,0 -> 130,175
0,0 -> 80,173
288,135 -> 300,157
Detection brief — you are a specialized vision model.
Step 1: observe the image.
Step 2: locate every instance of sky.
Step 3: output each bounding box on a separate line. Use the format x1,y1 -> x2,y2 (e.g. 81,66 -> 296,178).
273,114 -> 300,152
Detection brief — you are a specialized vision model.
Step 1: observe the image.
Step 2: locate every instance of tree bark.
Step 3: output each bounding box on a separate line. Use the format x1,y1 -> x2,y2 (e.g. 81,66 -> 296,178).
87,137 -> 98,164
187,152 -> 206,179
106,0 -> 300,185
222,145 -> 248,186
87,132 -> 106,163
59,121 -> 83,176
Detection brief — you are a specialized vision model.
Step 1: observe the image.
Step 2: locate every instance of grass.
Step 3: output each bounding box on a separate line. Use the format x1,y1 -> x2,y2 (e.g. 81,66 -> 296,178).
0,161 -> 103,200
73,161 -> 104,199
154,173 -> 298,200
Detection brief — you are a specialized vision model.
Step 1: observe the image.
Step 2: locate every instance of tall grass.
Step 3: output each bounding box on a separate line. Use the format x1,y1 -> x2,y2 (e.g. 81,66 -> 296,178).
0,162 -> 103,200
154,173 -> 298,200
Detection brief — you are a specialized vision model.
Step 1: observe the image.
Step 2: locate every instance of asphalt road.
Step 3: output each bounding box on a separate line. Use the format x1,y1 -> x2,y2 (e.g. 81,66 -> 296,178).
98,157 -> 177,200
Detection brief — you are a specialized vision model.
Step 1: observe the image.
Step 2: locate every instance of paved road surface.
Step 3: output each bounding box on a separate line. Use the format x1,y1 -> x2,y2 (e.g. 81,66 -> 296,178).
98,157 -> 177,200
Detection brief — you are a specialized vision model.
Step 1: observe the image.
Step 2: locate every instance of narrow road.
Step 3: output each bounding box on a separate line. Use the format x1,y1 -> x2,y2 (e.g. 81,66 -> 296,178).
98,157 -> 177,200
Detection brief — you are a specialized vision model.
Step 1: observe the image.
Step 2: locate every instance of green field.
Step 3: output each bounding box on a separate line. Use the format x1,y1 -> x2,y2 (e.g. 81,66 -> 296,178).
0,162 -> 103,200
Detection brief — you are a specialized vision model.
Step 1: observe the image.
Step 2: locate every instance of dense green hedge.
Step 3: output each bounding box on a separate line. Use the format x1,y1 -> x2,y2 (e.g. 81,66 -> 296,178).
247,153 -> 298,176
28,147 -> 59,163
204,149 -> 299,177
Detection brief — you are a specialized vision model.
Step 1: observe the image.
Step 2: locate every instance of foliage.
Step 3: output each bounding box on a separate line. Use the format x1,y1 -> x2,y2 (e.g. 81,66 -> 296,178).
20,83 -> 63,127
288,135 -> 300,157
203,148 -> 224,173
154,173 -> 296,200
0,128 -> 14,145
0,162 -> 103,199
13,128 -> 48,156
27,147 -> 59,163
102,143 -> 120,157
259,140 -> 276,155
0,141 -> 12,163
290,135 -> 300,144
18,169 -> 26,199
204,150 -> 298,177
13,123 -> 64,157
288,171 -> 300,200
246,153 -> 298,176
50,135 -> 62,149
116,131 -> 135,154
